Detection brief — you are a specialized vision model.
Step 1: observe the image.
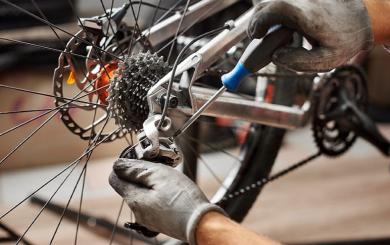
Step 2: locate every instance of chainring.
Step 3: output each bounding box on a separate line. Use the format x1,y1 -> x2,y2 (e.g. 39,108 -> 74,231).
312,65 -> 368,157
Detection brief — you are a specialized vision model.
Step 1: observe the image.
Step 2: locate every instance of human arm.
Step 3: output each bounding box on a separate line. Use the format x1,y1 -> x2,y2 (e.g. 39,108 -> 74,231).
196,211 -> 280,245
364,0 -> 390,45
249,0 -> 390,72
109,158 -> 280,245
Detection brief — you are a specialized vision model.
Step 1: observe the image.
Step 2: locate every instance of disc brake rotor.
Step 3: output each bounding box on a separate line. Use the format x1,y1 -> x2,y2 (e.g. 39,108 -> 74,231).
53,22 -> 152,142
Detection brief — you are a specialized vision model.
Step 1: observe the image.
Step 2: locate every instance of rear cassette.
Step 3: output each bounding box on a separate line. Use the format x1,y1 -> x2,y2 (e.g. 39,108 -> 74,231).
107,52 -> 169,131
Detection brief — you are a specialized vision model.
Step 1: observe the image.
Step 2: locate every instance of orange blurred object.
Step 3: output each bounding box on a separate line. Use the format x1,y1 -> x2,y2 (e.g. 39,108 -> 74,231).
95,62 -> 118,104
67,70 -> 76,85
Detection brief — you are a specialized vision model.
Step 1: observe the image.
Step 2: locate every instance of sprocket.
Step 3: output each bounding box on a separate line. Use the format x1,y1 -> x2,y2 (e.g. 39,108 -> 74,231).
107,51 -> 169,131
312,65 -> 368,157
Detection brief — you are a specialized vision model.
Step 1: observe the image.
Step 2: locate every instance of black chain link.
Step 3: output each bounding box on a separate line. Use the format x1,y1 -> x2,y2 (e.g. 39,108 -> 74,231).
217,151 -> 322,204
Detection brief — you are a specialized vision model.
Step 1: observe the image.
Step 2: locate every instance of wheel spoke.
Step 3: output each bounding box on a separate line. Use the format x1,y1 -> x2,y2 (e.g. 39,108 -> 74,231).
15,162 -> 81,244
185,143 -> 227,189
9,126 -> 117,243
156,4 -> 218,55
128,0 -> 142,34
126,0 -> 143,57
0,129 -> 119,220
30,0 -> 102,98
30,0 -> 66,46
65,0 -> 116,80
73,164 -> 87,245
153,0 -> 185,26
184,134 -> 242,164
97,0 -> 124,54
0,71 -> 111,168
0,110 -> 59,169
0,84 -> 110,137
146,0 -> 162,36
0,105 -> 94,115
0,84 -> 105,107
0,0 -> 124,62
74,95 -> 103,244
108,199 -> 125,245
0,37 -> 97,61
14,126 -> 110,244
166,0 -> 191,64
49,163 -> 87,244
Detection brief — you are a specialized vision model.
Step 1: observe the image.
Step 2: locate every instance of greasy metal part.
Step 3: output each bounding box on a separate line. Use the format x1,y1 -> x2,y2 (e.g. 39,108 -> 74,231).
53,30 -> 114,141
107,52 -> 169,131
147,8 -> 254,117
143,0 -> 239,47
121,115 -> 183,167
145,6 -> 312,133
53,27 -> 128,142
79,3 -> 129,35
312,66 -> 390,156
54,5 -> 148,141
174,86 -> 227,136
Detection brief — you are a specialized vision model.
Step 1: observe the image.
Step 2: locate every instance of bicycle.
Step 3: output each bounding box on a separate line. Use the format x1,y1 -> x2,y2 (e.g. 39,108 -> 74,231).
0,0 -> 389,244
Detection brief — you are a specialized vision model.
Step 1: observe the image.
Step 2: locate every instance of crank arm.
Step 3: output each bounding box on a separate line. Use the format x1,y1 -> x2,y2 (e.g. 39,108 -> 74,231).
350,104 -> 390,156
336,89 -> 390,156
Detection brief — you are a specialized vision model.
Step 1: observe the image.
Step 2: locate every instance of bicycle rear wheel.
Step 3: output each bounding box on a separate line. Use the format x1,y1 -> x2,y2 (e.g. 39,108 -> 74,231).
0,1 -> 300,243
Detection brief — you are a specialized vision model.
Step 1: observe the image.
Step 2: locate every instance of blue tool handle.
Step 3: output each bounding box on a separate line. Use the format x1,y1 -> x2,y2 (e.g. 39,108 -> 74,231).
222,26 -> 293,91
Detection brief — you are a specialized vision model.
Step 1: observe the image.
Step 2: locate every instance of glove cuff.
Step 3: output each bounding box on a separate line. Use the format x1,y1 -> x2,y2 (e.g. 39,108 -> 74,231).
186,203 -> 226,245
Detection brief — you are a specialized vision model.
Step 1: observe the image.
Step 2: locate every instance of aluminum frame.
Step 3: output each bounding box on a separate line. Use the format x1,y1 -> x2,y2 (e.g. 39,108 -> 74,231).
147,6 -> 312,130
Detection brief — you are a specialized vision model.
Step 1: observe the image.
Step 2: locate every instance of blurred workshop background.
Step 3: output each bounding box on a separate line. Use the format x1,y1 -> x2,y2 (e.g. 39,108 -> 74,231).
0,0 -> 390,244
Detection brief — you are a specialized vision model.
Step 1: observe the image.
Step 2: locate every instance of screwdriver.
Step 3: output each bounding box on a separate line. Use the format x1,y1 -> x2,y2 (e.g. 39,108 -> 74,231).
130,27 -> 295,240
174,26 -> 293,137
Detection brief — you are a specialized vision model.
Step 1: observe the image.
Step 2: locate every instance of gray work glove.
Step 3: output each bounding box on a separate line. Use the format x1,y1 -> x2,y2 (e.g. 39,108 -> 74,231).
249,0 -> 374,72
109,158 -> 225,245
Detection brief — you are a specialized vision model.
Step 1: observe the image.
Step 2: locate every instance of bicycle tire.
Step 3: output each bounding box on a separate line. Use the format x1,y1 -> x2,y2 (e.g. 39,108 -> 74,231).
219,69 -> 298,221
0,1 -> 301,243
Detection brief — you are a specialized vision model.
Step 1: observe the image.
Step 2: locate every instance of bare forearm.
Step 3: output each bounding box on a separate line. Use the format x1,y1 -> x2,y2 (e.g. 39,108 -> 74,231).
364,0 -> 390,45
196,212 -> 280,245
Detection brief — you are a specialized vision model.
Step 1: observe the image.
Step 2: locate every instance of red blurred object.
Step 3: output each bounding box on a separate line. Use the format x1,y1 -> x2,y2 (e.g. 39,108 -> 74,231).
94,62 -> 118,104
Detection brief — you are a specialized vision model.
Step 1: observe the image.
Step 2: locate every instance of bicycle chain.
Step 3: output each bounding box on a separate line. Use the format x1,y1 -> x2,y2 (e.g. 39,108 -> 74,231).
217,66 -> 367,204
217,152 -> 322,204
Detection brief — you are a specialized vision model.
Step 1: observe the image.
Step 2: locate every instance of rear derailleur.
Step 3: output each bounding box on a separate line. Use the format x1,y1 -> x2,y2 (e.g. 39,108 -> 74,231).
119,115 -> 183,238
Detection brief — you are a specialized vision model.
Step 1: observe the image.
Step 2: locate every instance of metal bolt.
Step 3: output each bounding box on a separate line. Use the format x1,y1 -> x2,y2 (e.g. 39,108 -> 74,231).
160,95 -> 178,109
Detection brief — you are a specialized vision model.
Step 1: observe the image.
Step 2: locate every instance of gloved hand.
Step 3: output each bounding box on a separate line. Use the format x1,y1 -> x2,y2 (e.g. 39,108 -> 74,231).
249,0 -> 374,72
109,158 -> 226,245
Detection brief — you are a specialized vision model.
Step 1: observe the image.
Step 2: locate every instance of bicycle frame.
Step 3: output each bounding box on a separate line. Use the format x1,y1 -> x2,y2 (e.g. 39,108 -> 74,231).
56,0 -> 312,137
146,4 -> 312,130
